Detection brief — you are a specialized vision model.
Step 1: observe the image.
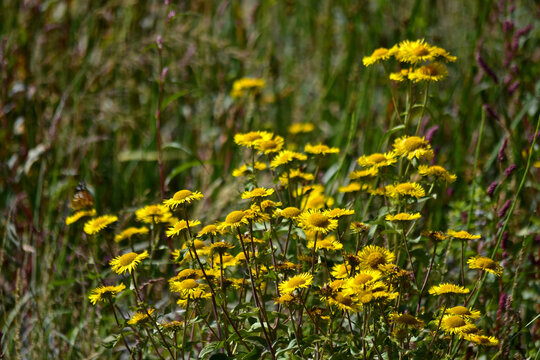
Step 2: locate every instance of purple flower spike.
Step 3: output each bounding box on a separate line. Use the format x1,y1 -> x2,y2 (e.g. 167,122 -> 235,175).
504,164 -> 517,177
498,199 -> 511,218
498,138 -> 508,162
487,181 -> 498,197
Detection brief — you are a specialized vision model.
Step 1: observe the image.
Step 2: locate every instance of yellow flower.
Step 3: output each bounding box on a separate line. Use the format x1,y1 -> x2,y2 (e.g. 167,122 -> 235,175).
254,135 -> 284,154
279,169 -> 314,186
393,136 -> 433,161
345,270 -> 381,290
385,182 -> 426,198
244,204 -> 271,223
274,293 -> 296,305
445,306 -> 481,320
241,187 -> 274,200
176,289 -> 212,308
422,230 -> 449,242
114,227 -> 149,243
289,122 -> 315,134
274,206 -> 302,219
161,320 -> 184,332
463,334 -> 499,346
357,245 -> 395,271
213,253 -> 237,268
447,230 -> 481,240
467,256 -> 502,276
259,200 -> 282,211
270,150 -> 307,169
166,220 -> 201,237
418,165 -> 457,183
298,185 -> 334,209
389,69 -> 410,82
331,263 -> 352,279
363,47 -> 395,66
389,312 -> 424,328
136,204 -> 173,224
325,292 -> 361,312
217,210 -> 248,231
231,77 -> 265,98
304,143 -> 340,156
368,186 -> 386,196
163,190 -> 204,209
89,283 -> 126,305
128,308 -> 155,325
408,62 -> 448,82
385,212 -> 421,221
431,46 -> 457,62
232,162 -> 267,177
395,39 -> 436,64
357,152 -> 397,168
307,235 -> 343,251
429,283 -> 469,296
350,222 -> 370,234
441,315 -> 474,335
338,182 -> 368,193
274,261 -> 300,273
349,167 -> 379,180
110,251 -> 149,274
170,278 -> 207,296
169,268 -> 202,282
325,208 -> 355,218
234,131 -> 272,147
66,209 -> 96,225
83,215 -> 118,235
278,273 -> 313,294
210,241 -> 235,255
197,224 -> 219,237
297,209 -> 338,234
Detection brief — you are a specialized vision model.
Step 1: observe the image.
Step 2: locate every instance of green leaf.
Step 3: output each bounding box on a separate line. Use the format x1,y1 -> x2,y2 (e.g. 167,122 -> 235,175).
161,90 -> 190,111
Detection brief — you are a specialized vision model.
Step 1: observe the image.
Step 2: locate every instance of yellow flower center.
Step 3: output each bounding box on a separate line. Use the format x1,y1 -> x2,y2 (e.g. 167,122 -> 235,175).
476,336 -> 490,344
119,252 -> 138,266
401,137 -> 425,151
412,45 -> 430,56
308,213 -> 330,228
173,190 -> 192,201
259,140 -> 277,150
244,133 -> 262,142
423,64 -> 439,76
475,258 -> 496,269
354,274 -> 373,285
181,279 -> 199,289
225,211 -> 245,224
178,269 -> 197,279
288,277 -> 307,288
368,153 -> 387,163
445,316 -> 466,328
250,188 -> 267,197
367,252 -> 386,268
449,306 -> 470,315
396,183 -> 415,192
335,293 -> 352,306
358,291 -> 373,304
282,207 -> 301,218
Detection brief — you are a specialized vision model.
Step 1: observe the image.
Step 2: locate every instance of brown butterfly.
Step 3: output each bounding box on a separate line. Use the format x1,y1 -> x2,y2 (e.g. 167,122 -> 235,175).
70,181 -> 94,210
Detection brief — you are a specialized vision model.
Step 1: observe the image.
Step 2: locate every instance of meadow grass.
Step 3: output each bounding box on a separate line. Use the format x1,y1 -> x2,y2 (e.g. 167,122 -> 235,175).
1,1 -> 539,359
